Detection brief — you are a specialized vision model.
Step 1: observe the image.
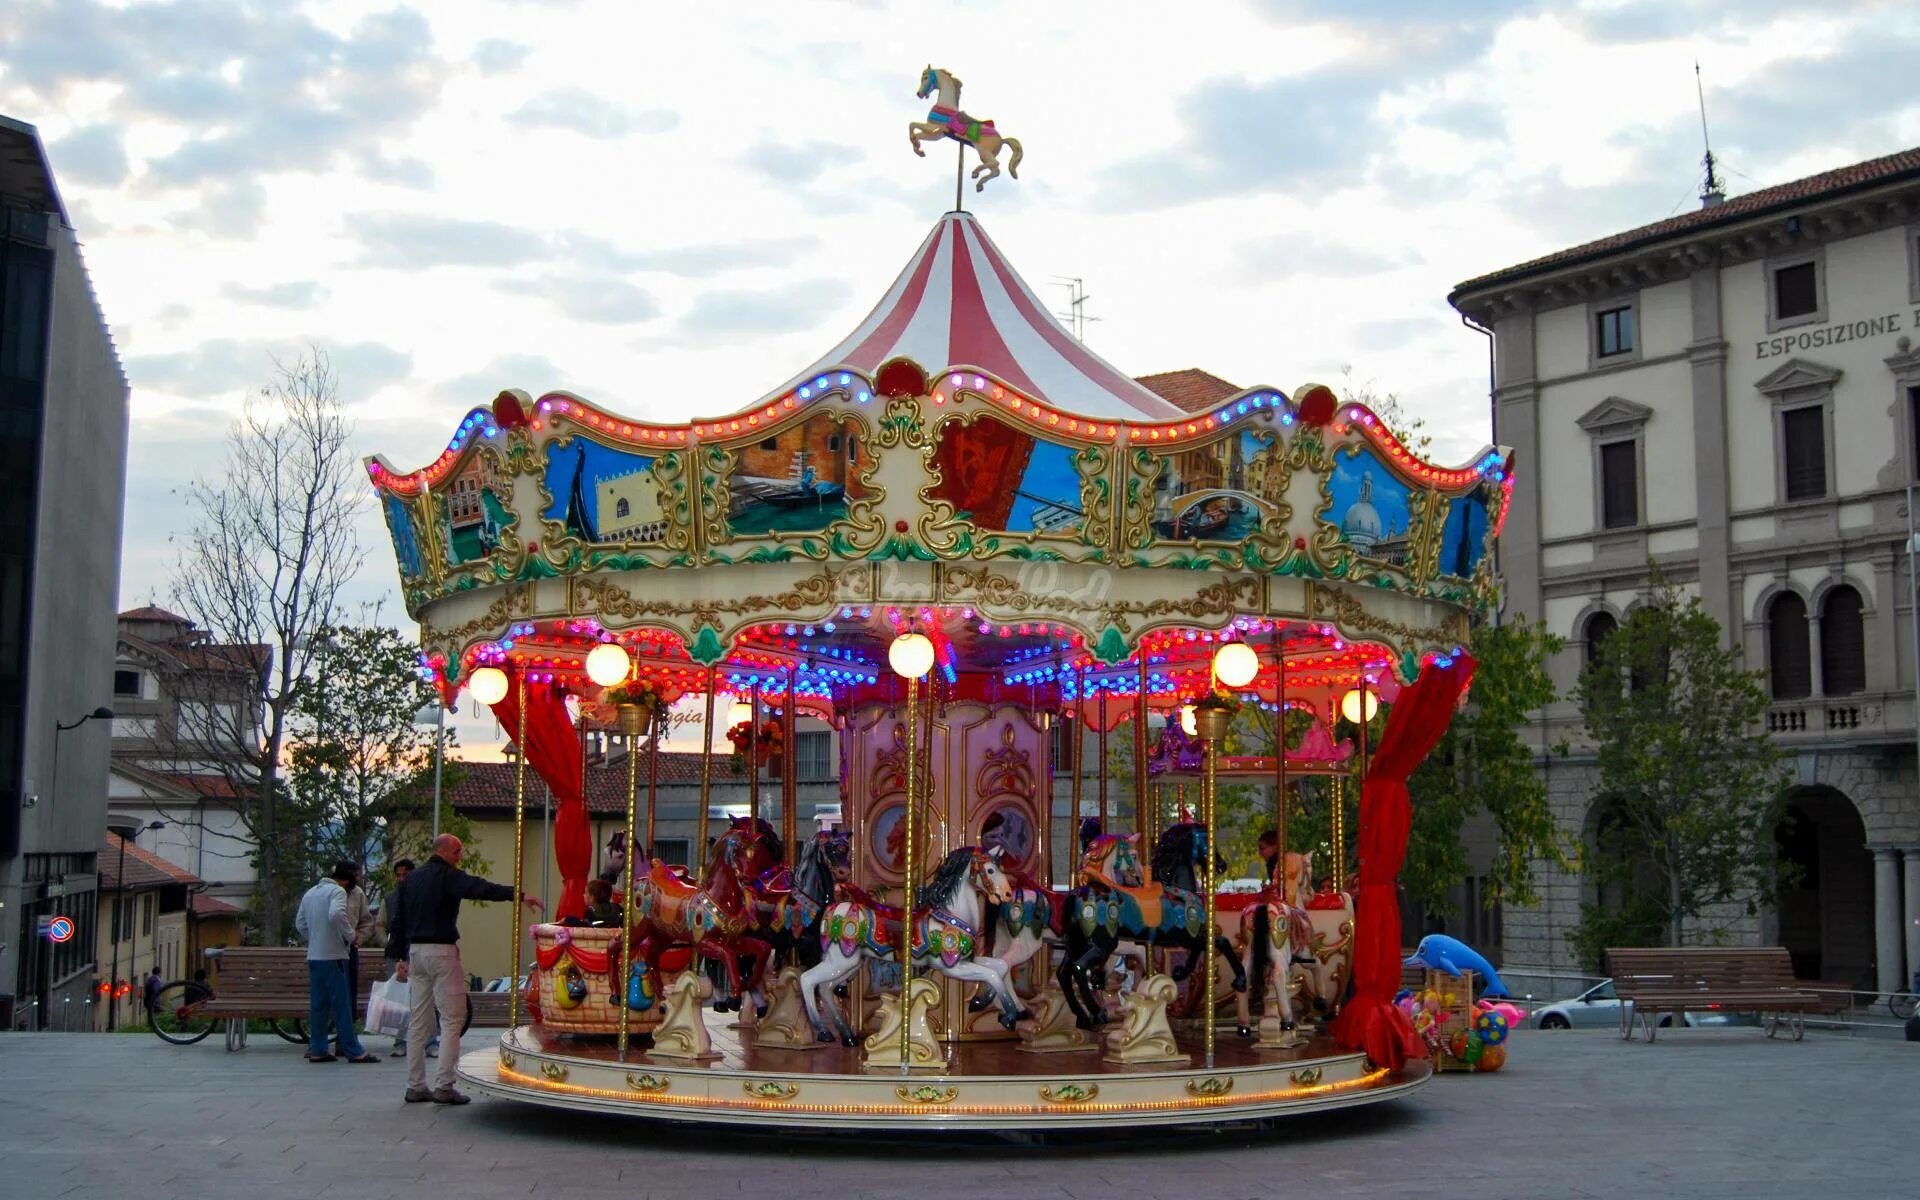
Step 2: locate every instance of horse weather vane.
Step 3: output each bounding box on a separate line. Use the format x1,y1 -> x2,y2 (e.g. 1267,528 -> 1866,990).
909,66 -> 1023,208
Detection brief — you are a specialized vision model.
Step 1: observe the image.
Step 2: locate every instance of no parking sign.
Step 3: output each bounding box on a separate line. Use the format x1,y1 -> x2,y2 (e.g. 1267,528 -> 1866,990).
45,915 -> 75,944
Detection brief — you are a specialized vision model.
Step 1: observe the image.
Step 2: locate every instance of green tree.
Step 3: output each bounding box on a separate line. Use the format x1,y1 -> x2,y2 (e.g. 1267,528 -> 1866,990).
287,624 -> 476,900
1403,616 -> 1572,913
1570,576 -> 1788,961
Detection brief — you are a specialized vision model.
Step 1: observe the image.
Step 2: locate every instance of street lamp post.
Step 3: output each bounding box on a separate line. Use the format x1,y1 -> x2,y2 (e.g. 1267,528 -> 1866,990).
105,818 -> 164,1031
30,706 -> 113,1031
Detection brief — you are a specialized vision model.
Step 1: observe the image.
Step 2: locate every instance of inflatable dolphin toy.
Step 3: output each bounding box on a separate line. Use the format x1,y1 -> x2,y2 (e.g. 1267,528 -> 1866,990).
1405,934 -> 1509,998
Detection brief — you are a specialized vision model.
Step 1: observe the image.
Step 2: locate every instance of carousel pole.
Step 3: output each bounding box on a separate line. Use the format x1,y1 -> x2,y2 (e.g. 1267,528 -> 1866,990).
510,669 -> 528,1032
900,672 -> 919,1075
618,698 -> 640,1059
954,142 -> 965,212
1135,651 -> 1149,840
748,679 -> 761,825
782,668 -> 797,863
1274,627 -> 1288,863
646,705 -> 660,857
1200,711 -> 1219,1070
697,665 -> 717,875
1070,665 -> 1084,839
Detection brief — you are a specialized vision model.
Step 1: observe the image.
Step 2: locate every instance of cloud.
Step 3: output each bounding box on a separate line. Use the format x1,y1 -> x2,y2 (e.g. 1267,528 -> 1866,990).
175,179 -> 268,238
48,123 -> 130,186
1091,67 -> 1392,211
128,339 -> 412,400
428,353 -> 597,407
1350,315 -> 1448,349
222,280 -> 329,309
510,274 -> 661,324
350,212 -> 550,268
740,139 -> 866,185
676,279 -> 854,339
1234,232 -> 1419,281
508,88 -> 678,139
472,38 -> 531,75
620,236 -> 821,277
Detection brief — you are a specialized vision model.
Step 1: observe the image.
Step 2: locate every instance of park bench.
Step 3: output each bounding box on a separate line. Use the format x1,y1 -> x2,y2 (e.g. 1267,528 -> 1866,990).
201,947 -> 505,1049
1606,946 -> 1817,1042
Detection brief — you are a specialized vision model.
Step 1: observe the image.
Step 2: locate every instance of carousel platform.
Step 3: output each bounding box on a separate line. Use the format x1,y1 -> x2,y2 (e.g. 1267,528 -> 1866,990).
458,1013 -> 1428,1131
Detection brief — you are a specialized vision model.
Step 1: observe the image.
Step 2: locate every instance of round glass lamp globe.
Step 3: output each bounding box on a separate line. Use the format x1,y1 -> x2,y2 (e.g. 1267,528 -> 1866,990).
889,632 -> 935,679
468,666 -> 509,706
1340,687 -> 1379,724
727,701 -> 754,727
584,642 -> 631,687
1211,641 -> 1259,689
1179,704 -> 1197,737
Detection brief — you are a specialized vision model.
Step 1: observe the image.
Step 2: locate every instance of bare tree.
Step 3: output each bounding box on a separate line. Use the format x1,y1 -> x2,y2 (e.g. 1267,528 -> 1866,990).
163,350 -> 364,937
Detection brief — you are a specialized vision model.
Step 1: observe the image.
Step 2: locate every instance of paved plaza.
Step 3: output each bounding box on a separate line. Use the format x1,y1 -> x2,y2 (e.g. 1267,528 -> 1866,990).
3,1027 -> 1914,1199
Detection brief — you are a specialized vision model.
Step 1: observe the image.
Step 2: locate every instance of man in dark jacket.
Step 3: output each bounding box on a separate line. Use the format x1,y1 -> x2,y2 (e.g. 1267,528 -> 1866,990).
386,834 -> 542,1104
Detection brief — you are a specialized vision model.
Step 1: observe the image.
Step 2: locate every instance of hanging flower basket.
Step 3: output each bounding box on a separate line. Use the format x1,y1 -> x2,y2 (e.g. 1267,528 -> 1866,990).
1192,690 -> 1240,743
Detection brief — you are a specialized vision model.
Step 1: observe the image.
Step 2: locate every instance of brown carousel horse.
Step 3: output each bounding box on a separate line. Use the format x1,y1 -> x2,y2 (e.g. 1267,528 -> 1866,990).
625,817 -> 780,1014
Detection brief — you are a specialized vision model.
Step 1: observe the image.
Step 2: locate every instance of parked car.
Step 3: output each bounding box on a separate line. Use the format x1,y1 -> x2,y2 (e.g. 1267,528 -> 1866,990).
1532,979 -> 1750,1029
484,975 -> 529,993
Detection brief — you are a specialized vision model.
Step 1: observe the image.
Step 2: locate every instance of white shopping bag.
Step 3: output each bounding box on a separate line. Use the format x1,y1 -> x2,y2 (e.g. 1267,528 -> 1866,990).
367,977 -> 409,1038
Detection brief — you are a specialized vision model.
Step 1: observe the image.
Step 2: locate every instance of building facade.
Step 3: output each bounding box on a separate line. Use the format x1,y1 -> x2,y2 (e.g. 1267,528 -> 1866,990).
1450,146 -> 1920,989
0,116 -> 130,1028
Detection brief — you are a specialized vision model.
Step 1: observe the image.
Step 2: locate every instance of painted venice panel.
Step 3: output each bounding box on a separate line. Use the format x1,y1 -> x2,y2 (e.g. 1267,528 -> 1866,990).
726,412 -> 874,537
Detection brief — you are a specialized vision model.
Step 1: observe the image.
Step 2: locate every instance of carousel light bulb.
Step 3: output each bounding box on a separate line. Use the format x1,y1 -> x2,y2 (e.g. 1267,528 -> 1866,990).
1340,687 -> 1380,724
468,666 -> 509,706
1211,641 -> 1259,689
1179,704 -> 1197,737
888,632 -> 934,679
584,642 -> 631,687
728,701 -> 754,726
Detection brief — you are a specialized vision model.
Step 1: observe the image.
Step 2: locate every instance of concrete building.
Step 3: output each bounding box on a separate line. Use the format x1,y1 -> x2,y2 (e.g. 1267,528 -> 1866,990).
1450,146 -> 1920,990
0,116 -> 130,1029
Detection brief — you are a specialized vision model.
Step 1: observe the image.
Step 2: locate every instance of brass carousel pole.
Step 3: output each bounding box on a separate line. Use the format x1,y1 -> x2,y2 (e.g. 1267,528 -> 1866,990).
1274,628 -> 1287,863
748,679 -> 761,825
697,665 -> 716,875
1135,652 -> 1149,844
1198,705 -> 1221,1070
618,694 -> 640,1059
1097,706 -> 1110,833
510,669 -> 528,1032
782,668 -> 797,863
1070,666 -> 1084,841
899,672 -> 919,1075
646,704 -> 660,857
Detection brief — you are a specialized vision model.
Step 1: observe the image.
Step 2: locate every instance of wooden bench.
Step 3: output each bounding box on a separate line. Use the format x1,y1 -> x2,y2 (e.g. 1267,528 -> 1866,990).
1607,946 -> 1818,1042
202,947 -> 503,1048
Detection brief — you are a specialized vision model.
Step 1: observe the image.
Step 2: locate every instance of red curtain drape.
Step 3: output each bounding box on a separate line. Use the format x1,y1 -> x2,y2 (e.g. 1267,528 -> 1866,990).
1330,654 -> 1476,1071
490,682 -> 590,922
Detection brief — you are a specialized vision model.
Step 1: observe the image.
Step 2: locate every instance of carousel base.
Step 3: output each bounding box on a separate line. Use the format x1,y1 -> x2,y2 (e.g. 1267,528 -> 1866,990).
458,1013 -> 1429,1131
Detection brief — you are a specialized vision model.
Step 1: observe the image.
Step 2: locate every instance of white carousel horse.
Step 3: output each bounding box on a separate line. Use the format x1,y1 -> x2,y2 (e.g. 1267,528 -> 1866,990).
908,66 -> 1024,192
800,845 -> 1029,1046
1234,850 -> 1316,1038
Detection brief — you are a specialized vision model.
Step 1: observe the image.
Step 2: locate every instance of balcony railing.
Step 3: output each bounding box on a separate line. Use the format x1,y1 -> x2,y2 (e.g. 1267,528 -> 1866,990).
1763,693 -> 1913,742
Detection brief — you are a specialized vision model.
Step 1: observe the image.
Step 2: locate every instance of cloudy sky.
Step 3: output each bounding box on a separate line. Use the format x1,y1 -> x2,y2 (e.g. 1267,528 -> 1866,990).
8,0 -> 1920,631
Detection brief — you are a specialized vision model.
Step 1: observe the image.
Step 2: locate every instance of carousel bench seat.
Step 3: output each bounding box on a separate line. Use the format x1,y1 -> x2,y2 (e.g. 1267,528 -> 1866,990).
1607,946 -> 1817,1042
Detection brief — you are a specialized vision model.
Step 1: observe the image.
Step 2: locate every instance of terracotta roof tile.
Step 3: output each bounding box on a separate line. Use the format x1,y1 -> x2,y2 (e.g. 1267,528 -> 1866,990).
192,894 -> 245,917
118,606 -> 190,623
101,833 -> 198,891
1452,145 -> 1920,298
1134,369 -> 1242,414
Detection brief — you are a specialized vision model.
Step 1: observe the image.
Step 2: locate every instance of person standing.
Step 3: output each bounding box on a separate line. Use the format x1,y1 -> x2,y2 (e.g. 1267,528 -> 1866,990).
386,834 -> 542,1104
345,867 -> 380,1030
142,967 -> 163,1023
294,861 -> 380,1064
386,858 -> 418,1058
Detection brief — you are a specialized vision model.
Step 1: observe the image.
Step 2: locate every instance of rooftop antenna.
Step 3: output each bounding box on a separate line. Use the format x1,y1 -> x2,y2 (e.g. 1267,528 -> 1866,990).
1695,60 -> 1725,209
1052,277 -> 1101,342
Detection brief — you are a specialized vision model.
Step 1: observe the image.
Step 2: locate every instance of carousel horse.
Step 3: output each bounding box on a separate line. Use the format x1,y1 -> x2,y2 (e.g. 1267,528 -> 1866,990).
908,66 -> 1024,192
966,860 -> 1065,1014
800,845 -> 1029,1046
746,829 -> 848,973
627,818 -> 779,1016
1235,850 -> 1316,1038
1056,819 -> 1246,1031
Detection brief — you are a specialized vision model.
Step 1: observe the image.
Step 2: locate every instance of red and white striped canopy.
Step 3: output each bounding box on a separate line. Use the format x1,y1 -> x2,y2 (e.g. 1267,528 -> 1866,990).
776,212 -> 1184,422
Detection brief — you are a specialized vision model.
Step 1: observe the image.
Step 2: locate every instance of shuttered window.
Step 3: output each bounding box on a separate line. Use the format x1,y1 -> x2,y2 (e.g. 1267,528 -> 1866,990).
1820,586 -> 1866,696
1768,592 -> 1812,699
1781,407 -> 1826,501
1599,440 -> 1637,528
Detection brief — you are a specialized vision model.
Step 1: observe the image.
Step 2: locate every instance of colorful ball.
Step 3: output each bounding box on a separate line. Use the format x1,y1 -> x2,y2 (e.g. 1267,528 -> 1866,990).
1462,1029 -> 1486,1064
1448,1029 -> 1471,1060
1474,1009 -> 1511,1046
1475,1044 -> 1507,1072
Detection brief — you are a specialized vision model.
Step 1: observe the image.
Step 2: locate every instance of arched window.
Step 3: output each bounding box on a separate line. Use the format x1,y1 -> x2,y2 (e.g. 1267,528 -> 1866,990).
1768,592 -> 1812,699
615,498 -> 631,519
1583,611 -> 1617,671
1820,585 -> 1865,696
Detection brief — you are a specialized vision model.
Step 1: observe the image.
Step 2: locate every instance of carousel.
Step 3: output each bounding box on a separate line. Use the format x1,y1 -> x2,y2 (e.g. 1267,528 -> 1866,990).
365,69 -> 1510,1131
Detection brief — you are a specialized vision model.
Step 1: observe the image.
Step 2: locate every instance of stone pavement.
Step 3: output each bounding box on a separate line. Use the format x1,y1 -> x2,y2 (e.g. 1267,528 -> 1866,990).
2,1027 -> 1914,1200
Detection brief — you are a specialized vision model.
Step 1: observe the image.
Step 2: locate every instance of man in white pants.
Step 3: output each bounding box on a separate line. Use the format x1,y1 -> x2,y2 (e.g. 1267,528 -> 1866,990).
384,834 -> 542,1104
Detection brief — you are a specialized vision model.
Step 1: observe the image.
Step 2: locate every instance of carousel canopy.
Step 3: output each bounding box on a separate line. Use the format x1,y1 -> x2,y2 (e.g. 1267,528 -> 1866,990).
769,212 -> 1185,422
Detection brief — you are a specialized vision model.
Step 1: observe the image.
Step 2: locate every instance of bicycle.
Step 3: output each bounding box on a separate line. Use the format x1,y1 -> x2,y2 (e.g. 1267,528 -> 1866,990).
1891,971 -> 1920,1021
146,979 -> 307,1046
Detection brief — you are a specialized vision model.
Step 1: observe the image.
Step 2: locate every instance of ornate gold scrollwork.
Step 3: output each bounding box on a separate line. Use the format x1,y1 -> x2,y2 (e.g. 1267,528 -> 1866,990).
498,1049 -> 516,1069
1289,1067 -> 1325,1087
743,1080 -> 799,1101
1039,1083 -> 1099,1104
625,1072 -> 671,1093
974,722 -> 1034,803
539,1061 -> 570,1082
895,1084 -> 958,1105
1304,580 -> 1469,662
420,582 -> 536,667
1184,1076 -> 1234,1097
571,570 -> 850,634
